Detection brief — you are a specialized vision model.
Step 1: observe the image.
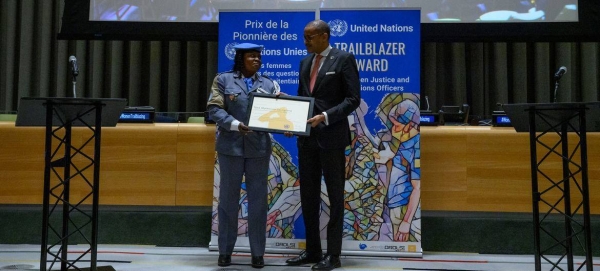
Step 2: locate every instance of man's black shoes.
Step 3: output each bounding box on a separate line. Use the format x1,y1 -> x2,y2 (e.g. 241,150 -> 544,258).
251,256 -> 265,268
218,254 -> 231,267
286,250 -> 323,266
312,254 -> 341,270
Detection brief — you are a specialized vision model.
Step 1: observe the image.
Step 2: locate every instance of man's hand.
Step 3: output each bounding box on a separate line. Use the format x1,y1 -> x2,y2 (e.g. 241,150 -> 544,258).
239,123 -> 252,136
307,114 -> 325,127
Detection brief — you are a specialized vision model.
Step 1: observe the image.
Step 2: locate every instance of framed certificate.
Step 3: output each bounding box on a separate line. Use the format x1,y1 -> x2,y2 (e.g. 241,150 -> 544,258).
246,93 -> 315,136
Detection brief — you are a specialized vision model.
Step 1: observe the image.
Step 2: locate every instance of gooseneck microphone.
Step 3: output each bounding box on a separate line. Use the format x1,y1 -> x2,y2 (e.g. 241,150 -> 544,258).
425,96 -> 430,111
69,55 -> 79,98
553,66 -> 567,103
554,66 -> 567,80
69,55 -> 79,76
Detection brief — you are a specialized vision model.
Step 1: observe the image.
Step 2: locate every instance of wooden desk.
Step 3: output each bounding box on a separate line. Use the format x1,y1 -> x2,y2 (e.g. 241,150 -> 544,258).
421,126 -> 600,213
0,122 -> 215,206
1,122 -> 598,213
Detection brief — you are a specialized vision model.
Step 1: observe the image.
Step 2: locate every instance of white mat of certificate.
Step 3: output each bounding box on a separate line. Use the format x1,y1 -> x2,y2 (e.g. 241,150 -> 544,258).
247,96 -> 311,133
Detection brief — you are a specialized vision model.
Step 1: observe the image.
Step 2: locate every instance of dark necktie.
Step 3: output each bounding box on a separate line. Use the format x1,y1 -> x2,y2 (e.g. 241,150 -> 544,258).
309,54 -> 323,93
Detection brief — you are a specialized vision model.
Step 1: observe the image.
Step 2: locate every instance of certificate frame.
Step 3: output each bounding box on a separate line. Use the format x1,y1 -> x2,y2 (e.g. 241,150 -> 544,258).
246,93 -> 314,136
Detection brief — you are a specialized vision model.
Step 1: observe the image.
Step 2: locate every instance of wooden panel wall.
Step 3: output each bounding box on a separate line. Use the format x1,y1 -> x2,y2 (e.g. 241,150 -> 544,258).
1,122 -> 599,213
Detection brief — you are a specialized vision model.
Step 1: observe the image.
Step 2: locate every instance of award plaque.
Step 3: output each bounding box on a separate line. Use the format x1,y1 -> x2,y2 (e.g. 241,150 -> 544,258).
246,93 -> 315,136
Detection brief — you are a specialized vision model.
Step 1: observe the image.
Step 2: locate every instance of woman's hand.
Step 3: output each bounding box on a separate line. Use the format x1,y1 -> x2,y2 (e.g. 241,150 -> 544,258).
239,123 -> 253,135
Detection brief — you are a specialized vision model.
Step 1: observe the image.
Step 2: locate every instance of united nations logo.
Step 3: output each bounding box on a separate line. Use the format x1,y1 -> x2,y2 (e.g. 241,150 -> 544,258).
224,42 -> 238,61
328,19 -> 348,37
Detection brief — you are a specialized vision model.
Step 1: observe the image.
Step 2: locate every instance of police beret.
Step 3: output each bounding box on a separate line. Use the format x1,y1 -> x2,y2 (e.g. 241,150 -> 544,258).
233,43 -> 264,52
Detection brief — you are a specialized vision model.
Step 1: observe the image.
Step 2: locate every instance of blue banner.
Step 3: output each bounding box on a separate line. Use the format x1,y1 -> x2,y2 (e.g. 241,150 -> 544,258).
217,11 -> 312,175
213,10 -> 315,253
217,11 -> 314,94
212,9 -> 422,257
320,9 -> 422,255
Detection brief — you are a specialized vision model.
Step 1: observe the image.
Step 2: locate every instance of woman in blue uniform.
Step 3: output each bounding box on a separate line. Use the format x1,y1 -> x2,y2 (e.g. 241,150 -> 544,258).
207,43 -> 280,269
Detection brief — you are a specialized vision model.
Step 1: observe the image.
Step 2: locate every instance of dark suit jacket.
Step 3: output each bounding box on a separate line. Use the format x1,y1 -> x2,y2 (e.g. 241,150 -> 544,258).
297,47 -> 361,149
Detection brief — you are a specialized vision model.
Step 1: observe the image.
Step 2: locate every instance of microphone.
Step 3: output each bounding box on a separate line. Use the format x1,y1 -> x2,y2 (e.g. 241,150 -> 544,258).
553,66 -> 567,103
69,56 -> 79,98
425,96 -> 430,111
554,66 -> 567,80
69,55 -> 79,76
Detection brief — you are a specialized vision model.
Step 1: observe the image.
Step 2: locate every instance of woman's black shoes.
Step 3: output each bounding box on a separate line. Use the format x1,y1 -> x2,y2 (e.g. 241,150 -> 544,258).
218,254 -> 231,266
251,256 -> 265,268
218,255 -> 264,268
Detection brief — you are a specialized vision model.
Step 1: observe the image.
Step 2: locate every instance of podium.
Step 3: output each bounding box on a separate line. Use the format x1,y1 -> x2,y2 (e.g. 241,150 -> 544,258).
16,97 -> 127,271
503,102 -> 600,271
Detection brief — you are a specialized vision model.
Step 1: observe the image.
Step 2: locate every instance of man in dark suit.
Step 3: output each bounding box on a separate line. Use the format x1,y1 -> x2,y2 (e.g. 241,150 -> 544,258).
285,19 -> 361,271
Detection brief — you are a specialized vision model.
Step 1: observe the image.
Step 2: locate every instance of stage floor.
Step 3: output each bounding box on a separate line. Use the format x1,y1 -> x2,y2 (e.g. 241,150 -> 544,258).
1,244 -> 599,271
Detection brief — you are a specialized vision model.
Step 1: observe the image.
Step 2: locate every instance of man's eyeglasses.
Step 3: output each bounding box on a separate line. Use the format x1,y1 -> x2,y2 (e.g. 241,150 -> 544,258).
304,32 -> 324,41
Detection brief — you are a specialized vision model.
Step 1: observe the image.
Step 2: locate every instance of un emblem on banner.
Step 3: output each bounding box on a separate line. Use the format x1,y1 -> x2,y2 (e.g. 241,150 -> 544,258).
328,19 -> 348,37
224,42 -> 239,60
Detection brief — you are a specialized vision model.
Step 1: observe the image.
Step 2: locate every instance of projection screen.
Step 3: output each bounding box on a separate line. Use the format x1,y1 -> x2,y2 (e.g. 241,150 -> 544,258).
90,0 -> 578,23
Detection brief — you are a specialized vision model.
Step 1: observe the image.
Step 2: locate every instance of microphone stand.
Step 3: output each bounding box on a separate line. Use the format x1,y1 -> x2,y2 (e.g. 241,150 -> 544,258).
553,78 -> 559,103
71,69 -> 78,98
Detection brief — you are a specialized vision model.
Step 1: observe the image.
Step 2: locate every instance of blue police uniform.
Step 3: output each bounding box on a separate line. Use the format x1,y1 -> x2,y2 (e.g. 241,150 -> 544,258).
207,43 -> 280,260
208,70 -> 279,157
